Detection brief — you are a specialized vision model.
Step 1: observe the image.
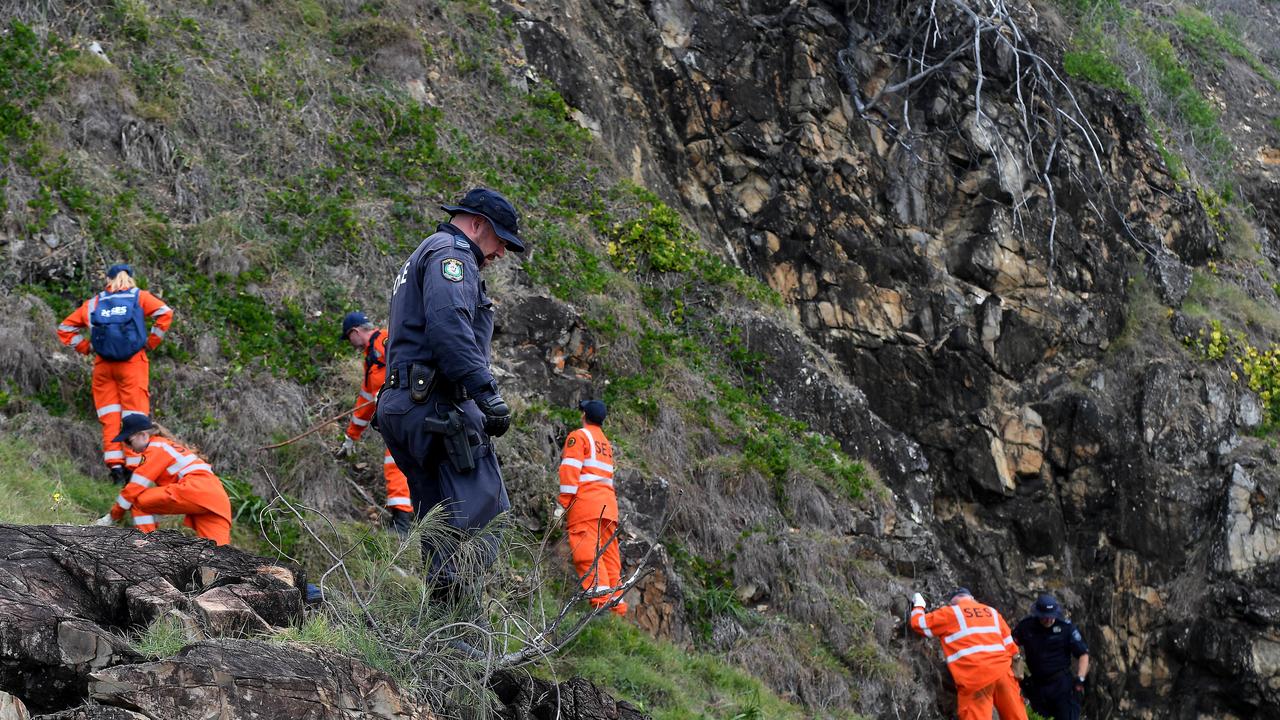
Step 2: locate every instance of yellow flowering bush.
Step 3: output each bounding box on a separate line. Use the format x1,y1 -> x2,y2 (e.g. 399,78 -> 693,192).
1185,319 -> 1280,427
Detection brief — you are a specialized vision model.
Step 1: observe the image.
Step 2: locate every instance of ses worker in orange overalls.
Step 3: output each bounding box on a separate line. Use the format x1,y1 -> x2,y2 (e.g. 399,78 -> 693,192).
910,587 -> 1028,720
101,414 -> 232,545
558,400 -> 627,615
57,263 -> 173,484
336,311 -> 413,537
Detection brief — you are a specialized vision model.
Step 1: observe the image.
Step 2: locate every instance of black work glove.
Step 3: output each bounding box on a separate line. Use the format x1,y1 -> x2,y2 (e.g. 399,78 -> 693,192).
1074,676 -> 1086,699
475,392 -> 511,438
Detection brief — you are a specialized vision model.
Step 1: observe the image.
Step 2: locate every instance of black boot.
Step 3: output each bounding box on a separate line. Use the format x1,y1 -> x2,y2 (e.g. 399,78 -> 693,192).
390,510 -> 413,539
107,466 -> 131,485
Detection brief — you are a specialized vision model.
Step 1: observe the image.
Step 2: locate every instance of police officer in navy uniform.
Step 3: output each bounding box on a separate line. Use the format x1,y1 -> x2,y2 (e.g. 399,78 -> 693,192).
1012,593 -> 1091,720
377,188 -> 523,588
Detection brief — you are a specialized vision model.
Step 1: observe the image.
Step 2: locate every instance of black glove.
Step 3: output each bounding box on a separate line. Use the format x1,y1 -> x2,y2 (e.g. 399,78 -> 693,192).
1074,676 -> 1086,698
475,392 -> 511,437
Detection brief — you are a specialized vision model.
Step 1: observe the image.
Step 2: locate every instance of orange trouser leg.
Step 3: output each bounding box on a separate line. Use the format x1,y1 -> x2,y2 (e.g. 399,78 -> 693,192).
992,670 -> 1028,720
955,681 -> 997,720
384,448 -> 412,514
116,353 -> 150,469
132,485 -> 231,545
568,518 -> 627,614
92,362 -> 124,468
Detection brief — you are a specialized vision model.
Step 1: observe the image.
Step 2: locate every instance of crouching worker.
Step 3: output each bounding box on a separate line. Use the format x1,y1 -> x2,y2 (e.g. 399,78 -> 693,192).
909,587 -> 1027,720
105,414 -> 232,545
559,400 -> 627,615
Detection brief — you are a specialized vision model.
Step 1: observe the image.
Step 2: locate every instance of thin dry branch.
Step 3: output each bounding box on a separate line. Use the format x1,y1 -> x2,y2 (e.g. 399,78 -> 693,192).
256,400 -> 372,451
493,497 -> 678,670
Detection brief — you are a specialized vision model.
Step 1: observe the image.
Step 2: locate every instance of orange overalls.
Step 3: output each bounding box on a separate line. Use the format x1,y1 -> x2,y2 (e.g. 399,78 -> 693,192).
57,289 -> 173,470
559,424 -> 626,615
910,597 -> 1028,720
110,436 -> 232,545
344,329 -> 411,517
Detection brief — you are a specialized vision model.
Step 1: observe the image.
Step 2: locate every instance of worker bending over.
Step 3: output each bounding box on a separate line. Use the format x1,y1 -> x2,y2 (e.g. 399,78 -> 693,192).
909,587 -> 1028,720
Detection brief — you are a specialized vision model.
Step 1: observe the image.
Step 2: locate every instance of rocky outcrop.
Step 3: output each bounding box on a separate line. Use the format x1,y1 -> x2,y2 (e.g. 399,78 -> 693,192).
0,525 -> 303,714
0,525 -> 649,720
515,0 -> 1280,717
88,640 -> 427,720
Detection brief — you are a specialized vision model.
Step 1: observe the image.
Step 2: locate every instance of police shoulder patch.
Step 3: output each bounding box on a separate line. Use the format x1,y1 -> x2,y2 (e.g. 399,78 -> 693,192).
441,258 -> 464,282
454,237 -> 471,250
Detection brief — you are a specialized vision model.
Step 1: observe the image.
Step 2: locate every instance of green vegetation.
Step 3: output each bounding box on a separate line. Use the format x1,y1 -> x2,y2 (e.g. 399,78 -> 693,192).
1132,28 -> 1233,167
558,617 -> 803,720
1181,267 -> 1280,432
225,475 -> 303,556
670,542 -> 745,640
130,614 -> 195,659
604,188 -> 701,274
0,3 -> 884,716
1055,0 -> 1272,196
1172,8 -> 1280,89
0,437 -> 118,525
0,21 -> 69,161
1062,47 -> 1139,101
1185,318 -> 1280,430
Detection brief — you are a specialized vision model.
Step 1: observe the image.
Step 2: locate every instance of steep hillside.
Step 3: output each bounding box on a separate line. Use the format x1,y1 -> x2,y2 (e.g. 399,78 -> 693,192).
3,0 -> 1280,718
519,0 -> 1280,717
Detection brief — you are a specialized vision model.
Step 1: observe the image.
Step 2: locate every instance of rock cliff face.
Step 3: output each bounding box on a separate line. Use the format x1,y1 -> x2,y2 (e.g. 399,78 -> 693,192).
2,0 -> 1277,716
516,0 -> 1280,717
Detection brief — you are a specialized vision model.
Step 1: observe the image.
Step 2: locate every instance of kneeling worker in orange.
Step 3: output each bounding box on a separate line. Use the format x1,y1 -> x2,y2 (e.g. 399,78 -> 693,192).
558,400 -> 627,615
910,587 -> 1028,720
105,414 -> 232,545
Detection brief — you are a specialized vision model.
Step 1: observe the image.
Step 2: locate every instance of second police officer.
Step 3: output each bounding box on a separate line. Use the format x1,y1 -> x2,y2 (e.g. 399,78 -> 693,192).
377,188 -> 524,591
1012,593 -> 1091,720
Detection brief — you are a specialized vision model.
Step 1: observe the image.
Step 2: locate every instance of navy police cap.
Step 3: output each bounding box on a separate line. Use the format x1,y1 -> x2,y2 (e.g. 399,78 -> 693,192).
1032,593 -> 1062,619
341,311 -> 369,339
441,188 -> 526,253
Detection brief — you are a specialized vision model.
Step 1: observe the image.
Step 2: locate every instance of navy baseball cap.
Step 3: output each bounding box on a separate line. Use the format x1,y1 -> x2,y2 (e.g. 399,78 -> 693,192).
948,587 -> 972,601
107,263 -> 133,277
578,399 -> 607,424
341,311 -> 368,339
112,414 -> 156,442
1032,593 -> 1062,619
441,188 -> 526,252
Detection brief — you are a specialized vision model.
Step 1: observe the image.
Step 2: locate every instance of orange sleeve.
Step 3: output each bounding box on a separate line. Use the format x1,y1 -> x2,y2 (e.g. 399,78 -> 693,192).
57,301 -> 92,354
558,429 -> 587,508
138,290 -> 173,351
112,450 -> 162,519
345,359 -> 382,441
999,612 -> 1019,657
910,605 -> 961,638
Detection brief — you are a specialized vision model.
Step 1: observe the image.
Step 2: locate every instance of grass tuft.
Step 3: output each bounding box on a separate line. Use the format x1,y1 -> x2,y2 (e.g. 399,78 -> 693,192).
131,614 -> 196,658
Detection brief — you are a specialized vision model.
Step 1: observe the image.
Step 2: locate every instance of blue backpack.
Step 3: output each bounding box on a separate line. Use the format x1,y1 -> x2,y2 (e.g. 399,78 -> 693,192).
88,289 -> 146,361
